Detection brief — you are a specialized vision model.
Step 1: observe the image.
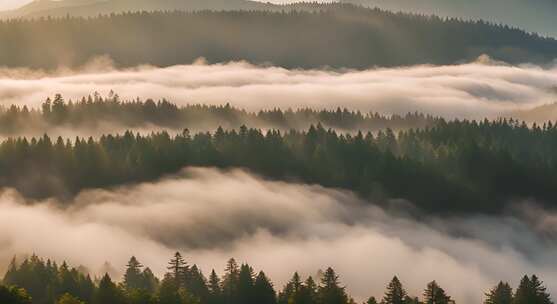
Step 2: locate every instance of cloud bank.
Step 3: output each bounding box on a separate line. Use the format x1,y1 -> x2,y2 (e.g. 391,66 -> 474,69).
1,168 -> 557,303
0,58 -> 556,120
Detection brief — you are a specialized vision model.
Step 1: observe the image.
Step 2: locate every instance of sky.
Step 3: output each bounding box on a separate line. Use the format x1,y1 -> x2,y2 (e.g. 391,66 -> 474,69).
0,0 -> 31,11
0,0 -> 316,11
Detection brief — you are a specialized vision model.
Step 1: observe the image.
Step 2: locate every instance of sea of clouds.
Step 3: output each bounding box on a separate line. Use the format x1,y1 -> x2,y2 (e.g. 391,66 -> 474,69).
0,57 -> 556,121
1,168 -> 557,303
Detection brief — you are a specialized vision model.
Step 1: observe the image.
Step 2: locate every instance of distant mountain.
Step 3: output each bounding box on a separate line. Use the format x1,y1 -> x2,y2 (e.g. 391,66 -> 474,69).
0,4 -> 555,70
4,0 -> 556,38
0,0 -> 275,18
343,0 -> 557,38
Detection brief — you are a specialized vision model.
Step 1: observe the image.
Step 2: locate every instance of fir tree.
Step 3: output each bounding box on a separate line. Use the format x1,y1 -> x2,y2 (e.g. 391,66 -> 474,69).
167,252 -> 188,286
222,258 -> 240,304
237,264 -> 255,304
382,276 -> 407,304
318,267 -> 349,304
484,281 -> 512,304
123,256 -> 144,290
93,274 -> 125,304
253,271 -> 276,304
208,270 -> 222,304
423,281 -> 451,304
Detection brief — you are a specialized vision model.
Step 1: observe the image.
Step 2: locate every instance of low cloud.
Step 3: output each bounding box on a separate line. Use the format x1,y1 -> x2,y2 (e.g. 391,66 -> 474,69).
0,168 -> 556,303
0,58 -> 556,120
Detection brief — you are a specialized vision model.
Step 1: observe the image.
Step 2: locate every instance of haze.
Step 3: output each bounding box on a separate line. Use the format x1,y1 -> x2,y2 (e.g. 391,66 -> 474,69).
2,168 -> 557,303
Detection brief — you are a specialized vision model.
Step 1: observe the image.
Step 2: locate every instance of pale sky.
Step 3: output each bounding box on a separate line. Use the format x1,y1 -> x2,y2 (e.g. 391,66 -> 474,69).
0,0 -> 335,12
0,0 -> 32,11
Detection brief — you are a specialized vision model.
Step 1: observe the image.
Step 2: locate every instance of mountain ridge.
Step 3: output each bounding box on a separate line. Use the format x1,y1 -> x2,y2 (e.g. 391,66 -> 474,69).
2,0 -> 556,38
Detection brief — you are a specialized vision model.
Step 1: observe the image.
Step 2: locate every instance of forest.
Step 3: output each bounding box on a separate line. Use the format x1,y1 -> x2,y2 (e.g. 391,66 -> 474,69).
0,4 -> 556,69
0,96 -> 556,214
0,253 -> 553,304
0,94 -> 438,134
1,1 -> 556,304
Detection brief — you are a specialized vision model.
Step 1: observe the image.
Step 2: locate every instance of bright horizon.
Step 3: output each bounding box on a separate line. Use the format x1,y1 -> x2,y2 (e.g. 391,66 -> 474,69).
0,0 -> 340,11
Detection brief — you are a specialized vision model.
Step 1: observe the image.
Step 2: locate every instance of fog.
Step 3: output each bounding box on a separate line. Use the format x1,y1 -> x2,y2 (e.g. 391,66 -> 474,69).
0,0 -> 29,11
1,167 -> 556,303
0,57 -> 556,121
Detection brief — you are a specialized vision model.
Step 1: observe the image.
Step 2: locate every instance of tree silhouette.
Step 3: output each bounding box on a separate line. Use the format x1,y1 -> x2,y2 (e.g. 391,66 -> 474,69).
382,276 -> 407,304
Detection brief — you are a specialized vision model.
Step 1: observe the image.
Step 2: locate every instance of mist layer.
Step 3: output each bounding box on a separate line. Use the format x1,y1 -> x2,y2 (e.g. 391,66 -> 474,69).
1,58 -> 556,120
1,167 -> 556,303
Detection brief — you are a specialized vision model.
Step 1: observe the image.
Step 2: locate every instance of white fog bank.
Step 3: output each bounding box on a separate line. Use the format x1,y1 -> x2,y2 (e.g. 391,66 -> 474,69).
1,168 -> 556,303
1,58 -> 556,120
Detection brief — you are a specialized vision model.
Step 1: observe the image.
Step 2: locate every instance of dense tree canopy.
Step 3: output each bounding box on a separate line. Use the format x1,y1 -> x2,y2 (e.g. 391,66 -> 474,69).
0,4 -> 555,69
1,110 -> 557,214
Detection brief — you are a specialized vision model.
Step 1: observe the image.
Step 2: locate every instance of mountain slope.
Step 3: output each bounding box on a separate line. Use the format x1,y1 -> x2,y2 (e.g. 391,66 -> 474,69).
344,0 -> 557,38
3,0 -> 557,38
0,4 -> 555,69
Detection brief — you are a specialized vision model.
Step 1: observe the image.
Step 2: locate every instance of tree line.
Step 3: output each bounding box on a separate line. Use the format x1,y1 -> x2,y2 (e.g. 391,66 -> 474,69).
1,253 -> 553,304
0,4 -> 556,69
0,94 -> 437,135
2,114 -> 557,213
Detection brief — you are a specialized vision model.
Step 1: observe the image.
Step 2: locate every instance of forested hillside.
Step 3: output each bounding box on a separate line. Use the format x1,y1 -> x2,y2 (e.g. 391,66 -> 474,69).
0,4 -> 556,69
1,97 -> 557,214
1,254 -> 552,304
0,95 -> 438,135
4,0 -> 557,39
345,0 -> 557,38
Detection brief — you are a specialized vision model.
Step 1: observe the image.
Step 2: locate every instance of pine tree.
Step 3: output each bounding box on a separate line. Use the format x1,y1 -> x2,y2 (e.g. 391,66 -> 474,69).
484,281 -> 512,304
208,270 -> 222,304
278,272 -> 302,304
300,276 -> 318,304
93,274 -> 125,304
58,262 -> 80,298
318,267 -> 349,304
124,256 -> 144,290
167,252 -> 188,286
382,276 -> 407,304
513,275 -> 553,304
530,275 -> 553,304
423,281 -> 451,304
513,275 -> 533,304
237,264 -> 255,304
142,268 -> 160,294
222,258 -> 240,304
186,265 -> 210,304
253,271 -> 277,304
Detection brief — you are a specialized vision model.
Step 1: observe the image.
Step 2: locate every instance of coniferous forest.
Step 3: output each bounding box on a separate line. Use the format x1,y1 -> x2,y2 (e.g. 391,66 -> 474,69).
0,94 -> 438,134
0,96 -> 557,214
0,4 -> 556,69
1,1 -> 557,303
1,253 -> 553,304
